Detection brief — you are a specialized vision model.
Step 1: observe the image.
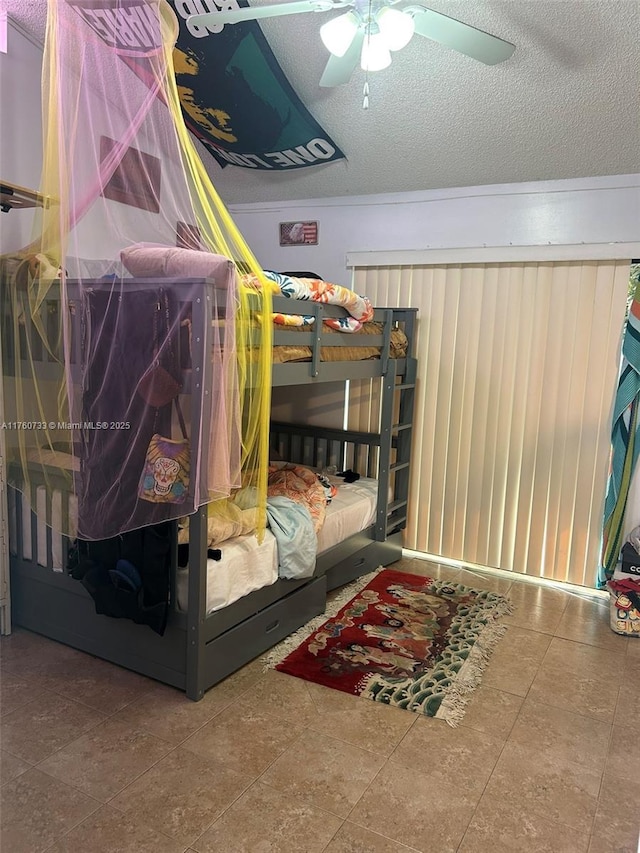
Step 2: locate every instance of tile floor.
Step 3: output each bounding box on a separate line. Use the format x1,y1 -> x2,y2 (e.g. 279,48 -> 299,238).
1,556 -> 639,853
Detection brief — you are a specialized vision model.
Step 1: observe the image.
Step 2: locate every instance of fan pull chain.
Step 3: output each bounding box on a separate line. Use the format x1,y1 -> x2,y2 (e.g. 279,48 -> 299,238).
362,0 -> 374,109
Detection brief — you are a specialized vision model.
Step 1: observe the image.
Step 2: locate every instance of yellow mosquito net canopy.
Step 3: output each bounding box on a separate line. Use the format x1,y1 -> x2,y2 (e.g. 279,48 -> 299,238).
1,0 -> 272,541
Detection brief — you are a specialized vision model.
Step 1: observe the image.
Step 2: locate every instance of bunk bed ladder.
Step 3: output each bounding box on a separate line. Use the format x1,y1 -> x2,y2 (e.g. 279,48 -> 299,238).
375,341 -> 416,542
390,356 -> 416,536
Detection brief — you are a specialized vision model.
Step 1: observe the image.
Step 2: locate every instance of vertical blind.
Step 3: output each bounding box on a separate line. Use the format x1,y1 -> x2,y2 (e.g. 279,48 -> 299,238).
351,261 -> 630,585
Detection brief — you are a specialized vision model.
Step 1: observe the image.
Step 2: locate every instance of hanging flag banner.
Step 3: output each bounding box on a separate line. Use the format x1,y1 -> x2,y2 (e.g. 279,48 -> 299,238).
169,1 -> 345,170
66,0 -> 165,57
66,0 -> 344,171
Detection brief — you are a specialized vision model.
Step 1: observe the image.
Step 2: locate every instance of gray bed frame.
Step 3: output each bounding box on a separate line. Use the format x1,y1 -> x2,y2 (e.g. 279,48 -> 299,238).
4,274 -> 417,700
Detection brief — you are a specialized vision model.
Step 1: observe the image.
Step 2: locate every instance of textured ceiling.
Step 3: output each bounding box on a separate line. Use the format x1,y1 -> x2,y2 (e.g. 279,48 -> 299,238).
3,0 -> 639,206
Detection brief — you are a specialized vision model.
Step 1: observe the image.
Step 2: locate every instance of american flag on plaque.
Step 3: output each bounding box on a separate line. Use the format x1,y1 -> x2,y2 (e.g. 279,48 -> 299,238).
279,221 -> 319,246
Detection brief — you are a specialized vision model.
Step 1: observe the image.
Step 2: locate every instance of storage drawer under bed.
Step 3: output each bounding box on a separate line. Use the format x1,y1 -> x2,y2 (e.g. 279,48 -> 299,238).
323,532 -> 403,591
199,574 -> 327,688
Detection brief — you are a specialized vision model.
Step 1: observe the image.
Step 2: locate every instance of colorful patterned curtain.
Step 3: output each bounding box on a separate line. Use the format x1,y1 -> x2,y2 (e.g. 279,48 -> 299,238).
599,262 -> 640,586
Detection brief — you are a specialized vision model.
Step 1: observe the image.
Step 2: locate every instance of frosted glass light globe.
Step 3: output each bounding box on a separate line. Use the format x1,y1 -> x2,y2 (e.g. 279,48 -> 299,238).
360,31 -> 392,71
376,7 -> 415,51
320,12 -> 359,57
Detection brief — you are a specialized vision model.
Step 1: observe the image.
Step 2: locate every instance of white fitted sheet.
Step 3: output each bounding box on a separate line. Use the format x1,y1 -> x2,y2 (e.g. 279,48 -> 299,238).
175,530 -> 279,614
177,476 -> 379,615
317,477 -> 378,553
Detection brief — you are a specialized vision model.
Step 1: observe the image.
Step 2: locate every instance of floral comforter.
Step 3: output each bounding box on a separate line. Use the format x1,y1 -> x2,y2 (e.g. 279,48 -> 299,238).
267,463 -> 327,533
245,271 -> 374,333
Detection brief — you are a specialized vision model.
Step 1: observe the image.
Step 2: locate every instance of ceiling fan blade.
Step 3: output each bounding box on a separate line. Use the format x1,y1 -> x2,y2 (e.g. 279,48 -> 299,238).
188,0 -> 347,28
407,6 -> 515,65
319,29 -> 363,87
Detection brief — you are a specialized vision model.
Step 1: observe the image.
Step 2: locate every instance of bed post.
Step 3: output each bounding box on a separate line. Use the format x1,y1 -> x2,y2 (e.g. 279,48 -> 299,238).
376,358 -> 397,541
185,277 -> 215,701
0,297 -> 11,633
186,504 -> 208,700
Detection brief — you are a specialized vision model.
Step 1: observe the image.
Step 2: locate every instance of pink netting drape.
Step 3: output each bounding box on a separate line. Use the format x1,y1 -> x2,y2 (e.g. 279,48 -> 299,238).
1,0 -> 272,541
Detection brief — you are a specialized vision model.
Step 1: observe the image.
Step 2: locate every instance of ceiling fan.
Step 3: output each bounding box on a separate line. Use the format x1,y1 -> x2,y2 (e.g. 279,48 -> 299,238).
186,0 -> 515,88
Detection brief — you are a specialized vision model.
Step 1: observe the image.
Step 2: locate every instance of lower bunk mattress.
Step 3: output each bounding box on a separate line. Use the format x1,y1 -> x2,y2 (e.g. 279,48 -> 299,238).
175,476 -> 379,614
9,475 -> 380,616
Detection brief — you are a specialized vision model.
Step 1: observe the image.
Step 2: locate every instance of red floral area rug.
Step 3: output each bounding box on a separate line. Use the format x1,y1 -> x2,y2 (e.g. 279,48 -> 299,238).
270,568 -> 512,724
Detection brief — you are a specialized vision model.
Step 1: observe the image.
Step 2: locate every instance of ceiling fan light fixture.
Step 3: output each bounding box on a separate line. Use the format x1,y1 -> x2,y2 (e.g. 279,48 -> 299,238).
320,11 -> 359,57
376,7 -> 415,51
360,30 -> 392,71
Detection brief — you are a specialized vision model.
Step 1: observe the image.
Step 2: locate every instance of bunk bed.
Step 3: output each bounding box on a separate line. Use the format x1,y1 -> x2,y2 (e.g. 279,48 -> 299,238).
3,269 -> 417,700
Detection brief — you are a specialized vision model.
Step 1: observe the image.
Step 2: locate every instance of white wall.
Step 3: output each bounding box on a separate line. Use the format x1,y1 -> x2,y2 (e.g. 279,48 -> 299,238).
4,16 -> 638,276
0,22 -> 44,252
230,175 -> 640,285
0,18 -> 195,260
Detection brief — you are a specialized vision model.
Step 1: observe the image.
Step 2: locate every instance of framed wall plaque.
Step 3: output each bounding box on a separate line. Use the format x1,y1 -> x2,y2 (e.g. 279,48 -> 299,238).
279,220 -> 318,246
100,137 -> 161,213
176,221 -> 202,249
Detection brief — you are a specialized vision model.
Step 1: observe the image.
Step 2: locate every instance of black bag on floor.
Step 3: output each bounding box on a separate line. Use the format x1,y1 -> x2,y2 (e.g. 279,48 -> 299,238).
67,523 -> 171,636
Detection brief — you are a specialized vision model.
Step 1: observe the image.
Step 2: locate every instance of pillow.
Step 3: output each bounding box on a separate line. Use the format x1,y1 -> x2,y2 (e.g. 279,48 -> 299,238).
177,502 -> 257,547
120,243 -> 234,283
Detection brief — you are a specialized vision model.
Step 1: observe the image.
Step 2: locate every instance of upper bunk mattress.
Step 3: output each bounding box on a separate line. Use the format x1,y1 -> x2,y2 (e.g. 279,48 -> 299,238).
273,322 -> 408,364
